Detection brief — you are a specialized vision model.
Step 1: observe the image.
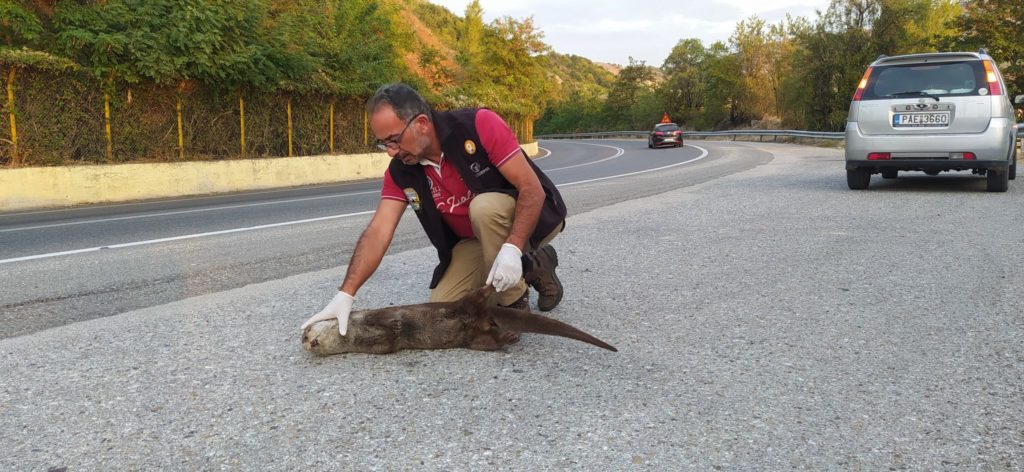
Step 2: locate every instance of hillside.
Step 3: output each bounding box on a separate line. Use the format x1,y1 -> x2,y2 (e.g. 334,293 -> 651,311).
399,1 -> 621,103
544,52 -> 617,91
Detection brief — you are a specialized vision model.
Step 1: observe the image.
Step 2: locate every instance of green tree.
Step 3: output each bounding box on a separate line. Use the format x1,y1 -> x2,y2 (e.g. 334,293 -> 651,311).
457,0 -> 485,80
942,0 -> 1024,94
534,52 -> 615,134
0,1 -> 43,47
777,16 -> 812,127
300,0 -> 407,96
0,1 -> 75,166
698,41 -> 745,128
52,0 -> 315,91
0,1 -> 71,70
535,85 -> 607,134
904,0 -> 961,50
474,15 -> 553,119
731,16 -> 775,121
659,38 -> 706,126
785,0 -> 879,130
870,0 -> 962,55
605,57 -> 656,128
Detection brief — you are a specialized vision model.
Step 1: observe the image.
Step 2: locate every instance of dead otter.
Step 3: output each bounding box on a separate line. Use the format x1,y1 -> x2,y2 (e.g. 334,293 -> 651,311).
301,285 -> 616,355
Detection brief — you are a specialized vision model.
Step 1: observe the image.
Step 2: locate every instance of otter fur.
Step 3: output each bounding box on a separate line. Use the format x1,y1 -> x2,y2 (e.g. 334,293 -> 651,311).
302,285 -> 616,355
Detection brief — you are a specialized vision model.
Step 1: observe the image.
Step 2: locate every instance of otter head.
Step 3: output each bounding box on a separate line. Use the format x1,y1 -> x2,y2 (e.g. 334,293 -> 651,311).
457,284 -> 495,311
302,319 -> 346,355
455,285 -> 505,334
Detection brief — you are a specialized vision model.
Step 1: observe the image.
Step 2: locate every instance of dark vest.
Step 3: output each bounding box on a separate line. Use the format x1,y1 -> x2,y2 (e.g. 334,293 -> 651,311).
388,108 -> 567,288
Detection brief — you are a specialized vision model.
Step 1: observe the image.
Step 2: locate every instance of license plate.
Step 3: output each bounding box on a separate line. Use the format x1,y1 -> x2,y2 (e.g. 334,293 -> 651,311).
663,138 -> 676,142
893,112 -> 949,127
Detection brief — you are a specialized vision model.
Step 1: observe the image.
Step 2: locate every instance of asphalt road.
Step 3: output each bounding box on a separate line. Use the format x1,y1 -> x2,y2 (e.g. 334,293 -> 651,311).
0,140 -> 757,339
3,141 -> 1022,470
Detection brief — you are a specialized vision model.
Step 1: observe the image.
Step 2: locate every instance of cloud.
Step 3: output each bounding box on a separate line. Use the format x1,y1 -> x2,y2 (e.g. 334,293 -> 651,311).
428,0 -> 831,66
551,19 -> 656,34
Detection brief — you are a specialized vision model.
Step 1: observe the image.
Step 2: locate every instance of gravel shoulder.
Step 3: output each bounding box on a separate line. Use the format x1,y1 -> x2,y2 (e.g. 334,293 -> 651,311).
2,142 -> 1022,470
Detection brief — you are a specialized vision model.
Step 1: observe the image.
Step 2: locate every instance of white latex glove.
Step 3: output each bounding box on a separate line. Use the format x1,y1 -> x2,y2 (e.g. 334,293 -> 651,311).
301,291 -> 355,335
486,243 -> 523,292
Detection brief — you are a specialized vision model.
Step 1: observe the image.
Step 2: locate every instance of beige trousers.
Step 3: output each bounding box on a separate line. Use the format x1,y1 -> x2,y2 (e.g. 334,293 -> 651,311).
429,192 -> 561,306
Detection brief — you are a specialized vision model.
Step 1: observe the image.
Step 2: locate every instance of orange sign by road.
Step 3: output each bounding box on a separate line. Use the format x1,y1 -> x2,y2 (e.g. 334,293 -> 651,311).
660,113 -> 672,123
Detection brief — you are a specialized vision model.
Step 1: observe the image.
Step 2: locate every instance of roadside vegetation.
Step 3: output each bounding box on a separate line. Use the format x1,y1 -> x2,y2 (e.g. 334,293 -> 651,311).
0,0 -> 551,166
538,0 -> 1023,134
0,0 -> 1018,166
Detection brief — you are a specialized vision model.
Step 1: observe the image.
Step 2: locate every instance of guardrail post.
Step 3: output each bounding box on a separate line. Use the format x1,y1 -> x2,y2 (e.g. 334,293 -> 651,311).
239,95 -> 246,158
176,95 -> 184,160
6,67 -> 18,166
103,91 -> 113,162
329,100 -> 335,154
286,96 -> 293,157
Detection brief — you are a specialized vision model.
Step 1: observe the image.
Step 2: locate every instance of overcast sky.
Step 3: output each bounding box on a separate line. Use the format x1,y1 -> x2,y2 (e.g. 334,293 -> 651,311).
428,0 -> 833,67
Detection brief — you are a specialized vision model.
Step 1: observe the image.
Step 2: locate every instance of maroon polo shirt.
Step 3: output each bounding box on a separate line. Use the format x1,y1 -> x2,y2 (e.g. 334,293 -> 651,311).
381,109 -> 523,238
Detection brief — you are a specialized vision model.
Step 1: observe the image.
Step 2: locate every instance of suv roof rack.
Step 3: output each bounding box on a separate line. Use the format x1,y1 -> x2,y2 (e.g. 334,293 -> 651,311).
876,54 -> 888,61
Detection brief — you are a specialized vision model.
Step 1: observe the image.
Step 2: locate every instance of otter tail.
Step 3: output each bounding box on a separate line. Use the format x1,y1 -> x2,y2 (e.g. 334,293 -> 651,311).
491,307 -> 617,352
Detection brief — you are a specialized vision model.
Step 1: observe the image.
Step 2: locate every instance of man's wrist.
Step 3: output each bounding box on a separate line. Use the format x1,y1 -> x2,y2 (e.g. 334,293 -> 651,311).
503,239 -> 525,252
501,242 -> 523,255
337,283 -> 357,297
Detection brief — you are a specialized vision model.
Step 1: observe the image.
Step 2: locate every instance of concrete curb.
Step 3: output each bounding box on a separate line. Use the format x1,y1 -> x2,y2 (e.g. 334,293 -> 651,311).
0,142 -> 540,212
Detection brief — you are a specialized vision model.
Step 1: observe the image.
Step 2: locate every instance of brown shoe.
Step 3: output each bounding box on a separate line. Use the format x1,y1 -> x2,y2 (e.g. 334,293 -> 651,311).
523,244 -> 562,311
501,289 -> 529,311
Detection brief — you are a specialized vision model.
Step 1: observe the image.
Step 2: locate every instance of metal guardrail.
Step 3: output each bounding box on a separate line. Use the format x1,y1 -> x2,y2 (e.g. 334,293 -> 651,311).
536,129 -> 845,140
537,124 -> 1024,141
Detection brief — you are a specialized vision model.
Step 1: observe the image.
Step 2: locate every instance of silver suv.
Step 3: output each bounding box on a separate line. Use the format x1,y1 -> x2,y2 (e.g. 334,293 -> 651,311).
845,51 -> 1022,192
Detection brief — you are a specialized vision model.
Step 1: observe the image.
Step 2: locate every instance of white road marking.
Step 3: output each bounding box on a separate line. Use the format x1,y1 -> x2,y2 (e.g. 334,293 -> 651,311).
0,211 -> 375,264
5,178 -> 377,217
0,141 -> 609,233
1,143 -> 709,265
558,144 -> 709,187
0,191 -> 379,233
543,142 -> 625,172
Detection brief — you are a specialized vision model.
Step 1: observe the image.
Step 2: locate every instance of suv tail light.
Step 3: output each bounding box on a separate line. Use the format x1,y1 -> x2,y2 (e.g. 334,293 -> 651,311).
952,152 -> 976,160
983,61 -> 1002,95
852,67 -> 873,101
867,152 -> 891,160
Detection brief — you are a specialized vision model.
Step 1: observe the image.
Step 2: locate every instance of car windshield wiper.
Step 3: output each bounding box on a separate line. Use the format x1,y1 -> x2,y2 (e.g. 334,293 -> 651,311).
888,91 -> 941,102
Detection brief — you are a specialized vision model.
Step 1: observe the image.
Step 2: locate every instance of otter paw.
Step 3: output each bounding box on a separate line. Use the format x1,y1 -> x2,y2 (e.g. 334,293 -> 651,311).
500,331 -> 520,345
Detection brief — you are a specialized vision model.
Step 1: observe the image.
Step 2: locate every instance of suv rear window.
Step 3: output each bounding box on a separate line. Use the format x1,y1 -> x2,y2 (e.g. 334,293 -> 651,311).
860,61 -> 987,100
655,124 -> 679,132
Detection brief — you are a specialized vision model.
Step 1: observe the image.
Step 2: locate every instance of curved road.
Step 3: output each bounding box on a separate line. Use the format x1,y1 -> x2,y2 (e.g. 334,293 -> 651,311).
0,140 -> 770,338
5,140 -> 1024,470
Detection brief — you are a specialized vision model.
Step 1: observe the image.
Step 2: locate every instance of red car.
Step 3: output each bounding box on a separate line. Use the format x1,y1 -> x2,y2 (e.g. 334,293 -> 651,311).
648,123 -> 683,148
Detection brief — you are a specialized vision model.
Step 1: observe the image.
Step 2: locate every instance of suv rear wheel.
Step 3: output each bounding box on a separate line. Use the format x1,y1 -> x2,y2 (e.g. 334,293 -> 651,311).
986,165 -> 1009,192
847,168 -> 871,189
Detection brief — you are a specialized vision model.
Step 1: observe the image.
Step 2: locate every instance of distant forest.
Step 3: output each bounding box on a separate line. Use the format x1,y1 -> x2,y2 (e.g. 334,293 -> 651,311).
539,0 -> 1023,133
0,0 -> 1020,165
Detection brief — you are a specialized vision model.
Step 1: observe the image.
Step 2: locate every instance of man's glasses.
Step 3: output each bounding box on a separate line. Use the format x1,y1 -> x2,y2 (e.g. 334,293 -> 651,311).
375,114 -> 422,151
